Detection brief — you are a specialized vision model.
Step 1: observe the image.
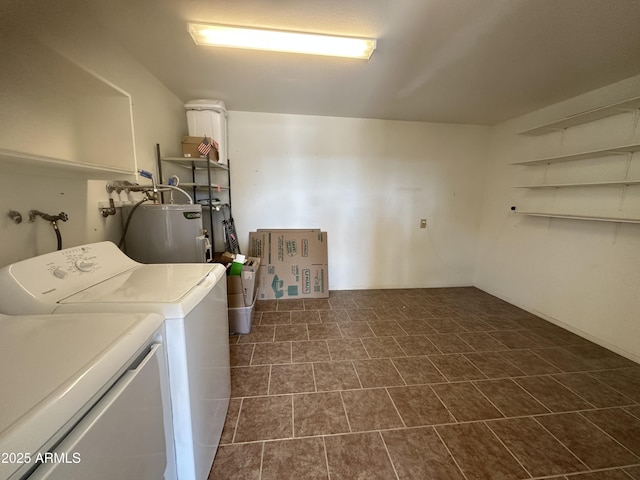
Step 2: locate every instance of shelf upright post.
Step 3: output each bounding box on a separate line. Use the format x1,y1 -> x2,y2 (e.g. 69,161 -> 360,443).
156,143 -> 165,204
190,160 -> 197,203
206,152 -> 216,255
227,159 -> 232,217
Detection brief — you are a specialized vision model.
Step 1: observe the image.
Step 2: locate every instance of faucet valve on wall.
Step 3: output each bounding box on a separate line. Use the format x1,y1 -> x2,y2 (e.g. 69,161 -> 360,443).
28,210 -> 68,223
100,198 -> 117,217
28,210 -> 69,251
7,210 -> 23,224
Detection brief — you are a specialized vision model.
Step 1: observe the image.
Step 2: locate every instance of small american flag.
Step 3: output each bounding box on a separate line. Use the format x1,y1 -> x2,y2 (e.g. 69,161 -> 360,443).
197,137 -> 213,156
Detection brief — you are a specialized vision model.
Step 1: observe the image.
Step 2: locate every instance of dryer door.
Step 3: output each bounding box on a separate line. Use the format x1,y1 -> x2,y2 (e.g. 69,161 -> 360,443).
28,343 -> 175,480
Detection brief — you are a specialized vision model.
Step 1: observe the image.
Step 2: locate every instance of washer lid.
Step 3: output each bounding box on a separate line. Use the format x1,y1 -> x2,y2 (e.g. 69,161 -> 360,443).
0,312 -> 164,479
59,263 -> 217,304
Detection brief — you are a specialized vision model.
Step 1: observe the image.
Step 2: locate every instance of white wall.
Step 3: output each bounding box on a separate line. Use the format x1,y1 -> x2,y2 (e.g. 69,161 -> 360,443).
229,112 -> 490,290
0,2 -> 186,266
475,74 -> 640,362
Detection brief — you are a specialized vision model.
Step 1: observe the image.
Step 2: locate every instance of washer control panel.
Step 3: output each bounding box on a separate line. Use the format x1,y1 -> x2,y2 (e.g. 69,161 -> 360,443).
0,242 -> 139,312
44,246 -> 102,280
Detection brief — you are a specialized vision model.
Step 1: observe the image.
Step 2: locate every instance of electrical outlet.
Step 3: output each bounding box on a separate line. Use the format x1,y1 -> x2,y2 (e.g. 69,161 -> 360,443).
420,218 -> 427,228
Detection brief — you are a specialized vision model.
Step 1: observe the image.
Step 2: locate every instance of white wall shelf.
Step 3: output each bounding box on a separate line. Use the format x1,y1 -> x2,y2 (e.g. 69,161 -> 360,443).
0,36 -> 137,175
0,149 -> 135,180
515,211 -> 640,224
519,96 -> 640,135
159,156 -> 229,171
512,143 -> 640,166
512,95 -> 640,224
514,180 -> 640,189
178,182 -> 230,191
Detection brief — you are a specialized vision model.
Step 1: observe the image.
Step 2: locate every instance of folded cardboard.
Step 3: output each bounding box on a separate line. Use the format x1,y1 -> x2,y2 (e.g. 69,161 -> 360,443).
248,230 -> 327,265
217,251 -> 236,264
249,228 -> 329,300
181,135 -> 219,161
227,256 -> 260,307
257,263 -> 328,300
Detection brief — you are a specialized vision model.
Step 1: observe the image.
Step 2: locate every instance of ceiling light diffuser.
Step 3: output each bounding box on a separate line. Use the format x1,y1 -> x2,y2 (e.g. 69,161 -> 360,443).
188,23 -> 376,60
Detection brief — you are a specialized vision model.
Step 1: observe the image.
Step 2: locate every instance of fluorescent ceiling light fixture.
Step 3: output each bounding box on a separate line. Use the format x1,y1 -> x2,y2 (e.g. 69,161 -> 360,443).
188,23 -> 376,59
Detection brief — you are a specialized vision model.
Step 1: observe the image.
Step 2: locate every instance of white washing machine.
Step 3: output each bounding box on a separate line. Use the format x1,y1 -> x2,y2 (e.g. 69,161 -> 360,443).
0,242 -> 230,480
0,312 -> 174,480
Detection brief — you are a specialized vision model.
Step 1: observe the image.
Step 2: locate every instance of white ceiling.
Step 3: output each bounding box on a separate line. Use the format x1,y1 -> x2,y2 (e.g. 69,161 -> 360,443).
7,0 -> 640,125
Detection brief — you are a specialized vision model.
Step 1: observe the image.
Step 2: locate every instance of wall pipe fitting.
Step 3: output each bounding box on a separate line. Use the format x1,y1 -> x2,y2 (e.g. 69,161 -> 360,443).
7,210 -> 22,224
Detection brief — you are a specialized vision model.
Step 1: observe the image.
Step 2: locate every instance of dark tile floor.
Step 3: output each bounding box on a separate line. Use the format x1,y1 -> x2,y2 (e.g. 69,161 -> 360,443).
209,287 -> 640,480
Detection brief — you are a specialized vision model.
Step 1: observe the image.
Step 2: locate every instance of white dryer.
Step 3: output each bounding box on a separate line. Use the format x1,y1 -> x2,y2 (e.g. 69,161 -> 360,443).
0,312 -> 174,480
0,242 -> 230,480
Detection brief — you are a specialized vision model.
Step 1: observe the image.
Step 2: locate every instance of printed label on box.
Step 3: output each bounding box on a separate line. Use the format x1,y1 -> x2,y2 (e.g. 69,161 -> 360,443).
302,269 -> 311,294
258,264 -> 328,300
285,240 -> 297,256
271,274 -> 284,298
250,238 -> 264,259
314,269 -> 325,293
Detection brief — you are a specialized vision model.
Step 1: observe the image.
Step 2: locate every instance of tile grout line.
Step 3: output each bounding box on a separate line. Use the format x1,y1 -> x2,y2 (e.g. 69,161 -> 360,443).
377,430 -> 401,480
383,387 -> 407,429
625,406 -> 640,420
290,395 -> 295,439
543,374 -> 599,409
230,397 -> 244,445
258,441 -> 265,480
321,436 -> 332,480
248,343 -> 256,366
338,391 -> 353,434
432,426 -> 471,480
472,378 -> 552,416
359,337 -> 371,360
528,415 -> 591,472
388,356 -> 408,386
350,360 -> 365,389
576,409 -> 640,461
564,465 -> 634,480
310,363 -> 318,393
493,349 -> 535,377
529,465 -> 638,479
429,385 -> 460,423
468,380 -> 510,419
584,371 -> 640,404
480,419 -> 534,478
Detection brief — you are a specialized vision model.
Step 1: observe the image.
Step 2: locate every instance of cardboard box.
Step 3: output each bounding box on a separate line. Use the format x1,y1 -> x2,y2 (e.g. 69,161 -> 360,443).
249,230 -> 327,265
257,263 -> 328,300
227,257 -> 260,307
181,135 -> 219,161
249,229 -> 329,300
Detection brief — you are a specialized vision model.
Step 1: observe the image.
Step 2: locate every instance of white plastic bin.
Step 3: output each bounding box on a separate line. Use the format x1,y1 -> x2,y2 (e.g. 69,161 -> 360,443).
185,99 -> 228,165
228,290 -> 257,335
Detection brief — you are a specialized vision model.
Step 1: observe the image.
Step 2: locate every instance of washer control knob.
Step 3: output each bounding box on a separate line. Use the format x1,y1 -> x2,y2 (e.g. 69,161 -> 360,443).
75,260 -> 95,272
52,268 -> 68,279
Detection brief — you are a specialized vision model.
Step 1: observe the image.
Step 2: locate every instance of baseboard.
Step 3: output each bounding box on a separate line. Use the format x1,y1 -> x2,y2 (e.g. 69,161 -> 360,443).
475,285 -> 640,365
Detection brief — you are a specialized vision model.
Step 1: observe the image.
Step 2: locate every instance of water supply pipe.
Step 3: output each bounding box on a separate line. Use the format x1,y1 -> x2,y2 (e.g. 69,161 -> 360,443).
28,210 -> 69,250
